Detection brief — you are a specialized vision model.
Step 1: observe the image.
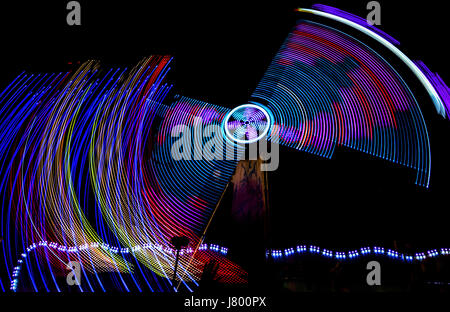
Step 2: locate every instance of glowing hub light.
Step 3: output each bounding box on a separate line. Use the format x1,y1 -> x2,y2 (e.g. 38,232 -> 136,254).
223,104 -> 271,144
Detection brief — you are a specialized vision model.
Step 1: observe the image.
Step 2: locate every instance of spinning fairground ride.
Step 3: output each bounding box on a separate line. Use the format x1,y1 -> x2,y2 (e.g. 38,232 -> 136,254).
0,2 -> 450,294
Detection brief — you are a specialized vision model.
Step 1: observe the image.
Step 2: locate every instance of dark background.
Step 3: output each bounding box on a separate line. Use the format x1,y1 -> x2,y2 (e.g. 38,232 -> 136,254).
0,0 -> 449,253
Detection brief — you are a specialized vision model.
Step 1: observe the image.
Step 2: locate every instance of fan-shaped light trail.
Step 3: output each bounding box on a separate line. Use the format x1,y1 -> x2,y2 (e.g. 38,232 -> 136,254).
1,4 -> 449,292
0,56 -> 247,292
254,20 -> 432,187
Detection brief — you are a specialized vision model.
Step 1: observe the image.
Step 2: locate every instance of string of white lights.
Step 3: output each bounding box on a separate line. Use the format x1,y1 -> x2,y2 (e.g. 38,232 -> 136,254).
268,245 -> 450,262
10,241 -> 228,292
11,241 -> 450,291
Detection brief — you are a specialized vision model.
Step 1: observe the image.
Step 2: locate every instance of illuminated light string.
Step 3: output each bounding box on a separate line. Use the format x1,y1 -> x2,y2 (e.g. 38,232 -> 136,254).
253,20 -> 431,187
12,241 -> 450,291
9,241 -> 228,292
268,245 -> 450,263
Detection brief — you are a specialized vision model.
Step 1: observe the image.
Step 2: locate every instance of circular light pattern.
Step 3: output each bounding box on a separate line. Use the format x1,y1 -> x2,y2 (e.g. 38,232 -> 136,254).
223,104 -> 271,144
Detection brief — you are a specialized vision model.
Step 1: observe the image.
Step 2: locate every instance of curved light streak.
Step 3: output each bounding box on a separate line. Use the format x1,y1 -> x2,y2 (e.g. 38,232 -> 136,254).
296,7 -> 447,118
